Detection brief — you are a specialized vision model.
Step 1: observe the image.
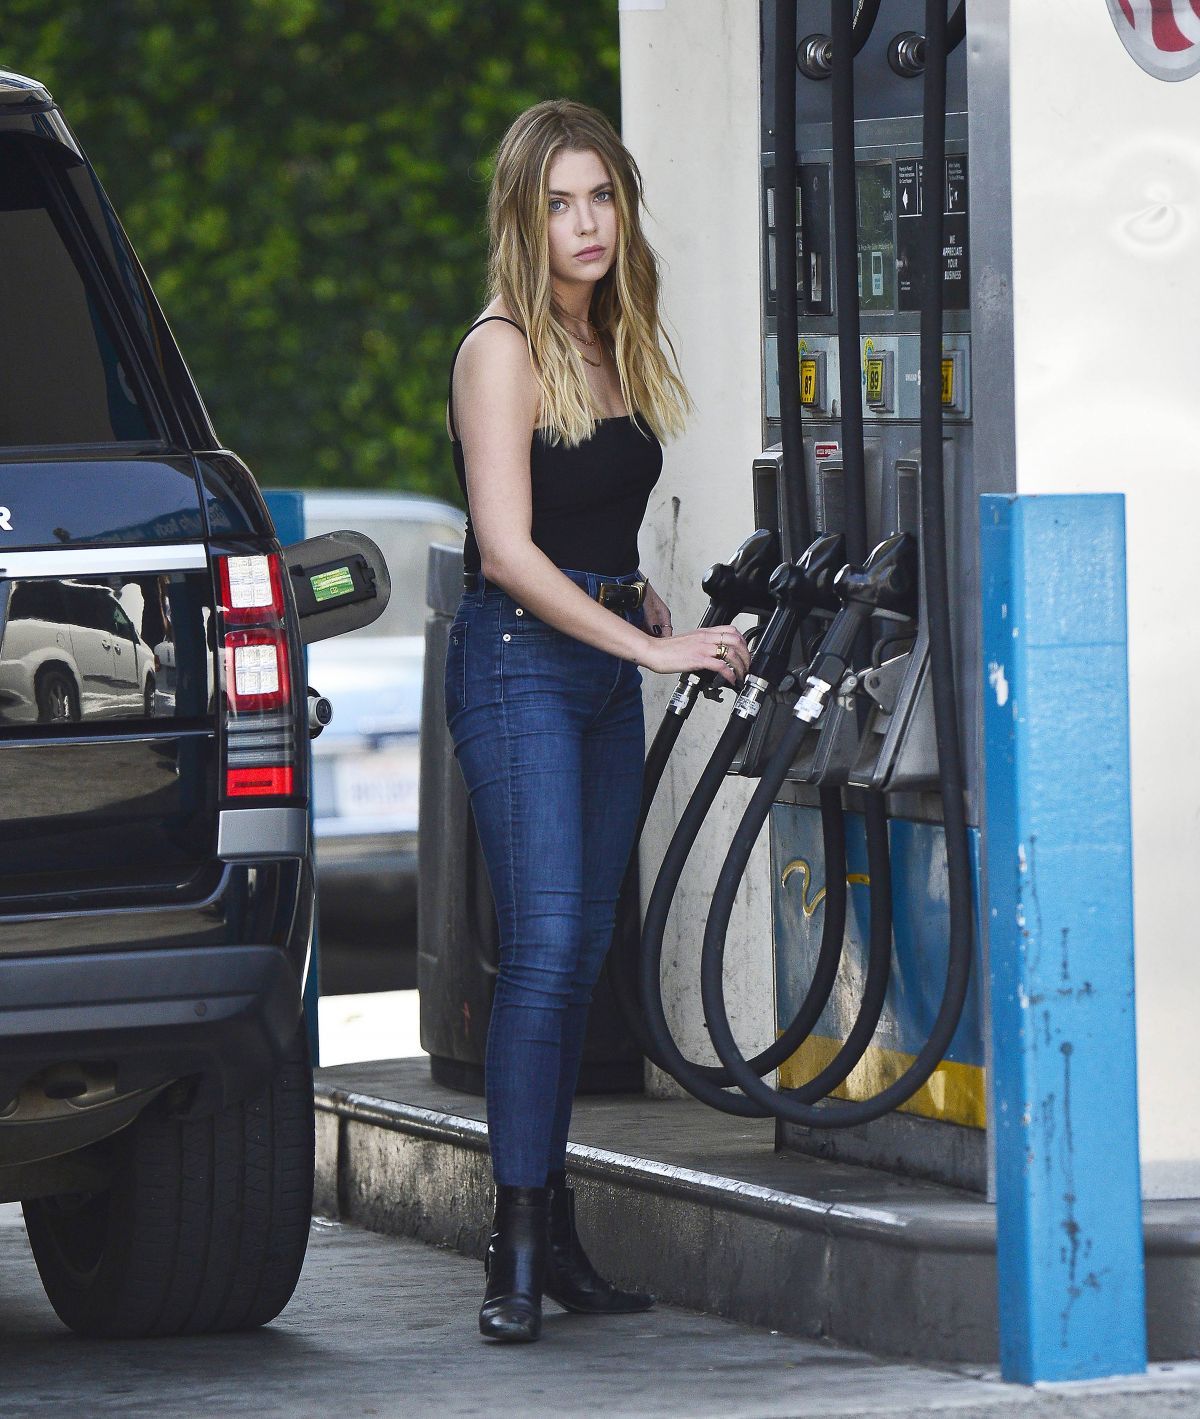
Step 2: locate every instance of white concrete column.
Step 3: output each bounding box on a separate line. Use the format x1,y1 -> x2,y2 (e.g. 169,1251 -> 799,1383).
619,0 -> 776,1094
1003,0 -> 1200,1196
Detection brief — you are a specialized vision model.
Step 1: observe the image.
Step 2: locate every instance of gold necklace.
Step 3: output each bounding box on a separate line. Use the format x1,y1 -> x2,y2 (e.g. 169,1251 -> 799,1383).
555,305 -> 599,348
577,342 -> 602,369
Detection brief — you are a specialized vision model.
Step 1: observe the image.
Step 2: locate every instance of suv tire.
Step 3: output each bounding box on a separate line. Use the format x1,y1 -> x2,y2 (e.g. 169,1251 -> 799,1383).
22,1020 -> 314,1338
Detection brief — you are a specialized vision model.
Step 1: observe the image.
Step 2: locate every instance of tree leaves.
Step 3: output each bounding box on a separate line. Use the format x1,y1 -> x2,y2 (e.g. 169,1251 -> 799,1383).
1,0 -> 618,501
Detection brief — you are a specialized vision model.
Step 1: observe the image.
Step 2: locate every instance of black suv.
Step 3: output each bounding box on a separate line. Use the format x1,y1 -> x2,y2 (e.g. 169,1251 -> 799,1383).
0,68 -> 371,1337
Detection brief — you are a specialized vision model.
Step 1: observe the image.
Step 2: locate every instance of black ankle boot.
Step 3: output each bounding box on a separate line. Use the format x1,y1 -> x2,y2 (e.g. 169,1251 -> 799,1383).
543,1171 -> 654,1315
479,1185 -> 549,1342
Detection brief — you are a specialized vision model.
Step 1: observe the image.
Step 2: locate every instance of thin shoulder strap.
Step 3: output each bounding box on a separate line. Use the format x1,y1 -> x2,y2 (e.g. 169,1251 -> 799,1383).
447,315 -> 526,442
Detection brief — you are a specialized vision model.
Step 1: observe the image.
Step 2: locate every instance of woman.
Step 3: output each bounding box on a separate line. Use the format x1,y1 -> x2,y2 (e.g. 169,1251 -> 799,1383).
445,98 -> 750,1344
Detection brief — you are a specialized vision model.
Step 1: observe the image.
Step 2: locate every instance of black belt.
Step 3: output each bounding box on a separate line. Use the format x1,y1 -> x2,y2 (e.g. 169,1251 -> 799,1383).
463,571 -> 646,612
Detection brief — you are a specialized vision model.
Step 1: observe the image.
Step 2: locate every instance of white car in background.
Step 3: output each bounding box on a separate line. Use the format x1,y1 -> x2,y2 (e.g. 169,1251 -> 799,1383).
300,491 -> 465,945
0,578 -> 157,723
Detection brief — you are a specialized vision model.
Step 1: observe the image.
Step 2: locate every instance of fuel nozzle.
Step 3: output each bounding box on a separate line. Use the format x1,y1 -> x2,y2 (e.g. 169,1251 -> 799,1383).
731,533 -> 846,722
699,528 -> 780,625
792,532 -> 918,726
666,528 -> 780,718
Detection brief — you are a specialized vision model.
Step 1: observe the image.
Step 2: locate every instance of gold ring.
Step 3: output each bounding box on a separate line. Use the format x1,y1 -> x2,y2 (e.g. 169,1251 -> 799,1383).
716,642 -> 729,664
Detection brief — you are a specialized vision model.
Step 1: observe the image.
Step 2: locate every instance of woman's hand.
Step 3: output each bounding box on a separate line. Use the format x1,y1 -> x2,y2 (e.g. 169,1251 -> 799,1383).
640,624 -> 750,689
642,581 -> 673,639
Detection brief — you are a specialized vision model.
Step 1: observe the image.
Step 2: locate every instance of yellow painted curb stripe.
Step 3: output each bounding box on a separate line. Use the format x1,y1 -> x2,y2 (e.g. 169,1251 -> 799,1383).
778,1034 -> 987,1129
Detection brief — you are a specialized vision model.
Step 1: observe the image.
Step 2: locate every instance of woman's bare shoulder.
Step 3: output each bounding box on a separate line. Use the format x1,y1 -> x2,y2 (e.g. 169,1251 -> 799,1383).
457,307 -> 528,365
454,308 -> 539,429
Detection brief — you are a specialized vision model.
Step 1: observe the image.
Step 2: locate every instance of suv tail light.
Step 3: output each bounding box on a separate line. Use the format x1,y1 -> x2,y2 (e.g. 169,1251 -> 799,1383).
217,552 -> 298,799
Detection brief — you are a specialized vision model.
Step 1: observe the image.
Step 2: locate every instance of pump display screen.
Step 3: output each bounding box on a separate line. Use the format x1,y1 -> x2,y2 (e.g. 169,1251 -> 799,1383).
855,163 -> 895,313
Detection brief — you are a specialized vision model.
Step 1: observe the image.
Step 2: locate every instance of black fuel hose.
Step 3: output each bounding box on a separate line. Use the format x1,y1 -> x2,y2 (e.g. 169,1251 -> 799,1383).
686,535 -> 918,1114
695,709 -> 895,1112
852,0 -> 885,57
946,1 -> 966,55
830,3 -> 867,555
634,706 -> 851,1100
633,532 -> 857,1100
604,711 -> 687,1065
632,716 -> 768,1117
676,0 -> 900,1122
790,0 -> 897,1093
775,0 -> 808,553
628,0 -> 891,1114
603,531 -> 782,1054
696,0 -> 973,1127
635,704 -> 880,1119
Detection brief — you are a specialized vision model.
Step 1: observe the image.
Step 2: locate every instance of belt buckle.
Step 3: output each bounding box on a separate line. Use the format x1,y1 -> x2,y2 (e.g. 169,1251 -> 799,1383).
598,579 -> 647,610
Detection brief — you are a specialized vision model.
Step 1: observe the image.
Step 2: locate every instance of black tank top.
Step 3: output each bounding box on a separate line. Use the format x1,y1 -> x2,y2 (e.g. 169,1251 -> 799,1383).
448,315 -> 663,577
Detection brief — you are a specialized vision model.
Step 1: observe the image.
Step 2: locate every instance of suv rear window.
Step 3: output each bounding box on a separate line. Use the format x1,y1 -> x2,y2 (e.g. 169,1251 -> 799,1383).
0,137 -> 154,448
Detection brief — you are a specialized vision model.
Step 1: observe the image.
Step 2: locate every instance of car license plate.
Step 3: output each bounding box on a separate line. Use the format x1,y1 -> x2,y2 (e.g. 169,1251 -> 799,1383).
333,747 -> 419,820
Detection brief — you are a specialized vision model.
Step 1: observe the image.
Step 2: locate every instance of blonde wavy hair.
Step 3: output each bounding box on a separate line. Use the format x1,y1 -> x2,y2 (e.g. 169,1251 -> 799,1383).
485,99 -> 692,447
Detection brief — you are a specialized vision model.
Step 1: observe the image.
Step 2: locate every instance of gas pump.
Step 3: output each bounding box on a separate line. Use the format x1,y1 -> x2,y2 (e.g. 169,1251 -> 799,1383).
752,0 -> 981,1169
623,0 -> 983,1171
698,0 -> 978,1130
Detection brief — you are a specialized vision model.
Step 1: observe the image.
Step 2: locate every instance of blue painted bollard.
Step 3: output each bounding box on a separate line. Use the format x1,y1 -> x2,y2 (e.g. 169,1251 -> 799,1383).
980,493 -> 1144,1383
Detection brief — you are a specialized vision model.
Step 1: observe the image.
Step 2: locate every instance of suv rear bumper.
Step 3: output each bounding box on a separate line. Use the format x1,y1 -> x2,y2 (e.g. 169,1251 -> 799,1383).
0,944 -> 304,1116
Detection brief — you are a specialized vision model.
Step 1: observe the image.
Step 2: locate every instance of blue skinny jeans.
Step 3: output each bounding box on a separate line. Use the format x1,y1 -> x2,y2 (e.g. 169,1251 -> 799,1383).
444,567 -> 645,1187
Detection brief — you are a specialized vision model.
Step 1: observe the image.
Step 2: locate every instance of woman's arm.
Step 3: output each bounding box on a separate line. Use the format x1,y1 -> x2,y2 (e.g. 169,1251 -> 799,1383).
454,320 -> 747,683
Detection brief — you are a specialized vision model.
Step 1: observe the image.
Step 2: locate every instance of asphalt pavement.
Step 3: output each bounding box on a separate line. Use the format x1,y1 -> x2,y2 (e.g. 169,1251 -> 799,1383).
3,1202 -> 1200,1418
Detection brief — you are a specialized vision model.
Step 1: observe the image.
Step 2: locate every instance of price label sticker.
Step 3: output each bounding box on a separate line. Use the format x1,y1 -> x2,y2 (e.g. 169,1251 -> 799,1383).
866,357 -> 885,405
941,357 -> 955,407
800,357 -> 819,406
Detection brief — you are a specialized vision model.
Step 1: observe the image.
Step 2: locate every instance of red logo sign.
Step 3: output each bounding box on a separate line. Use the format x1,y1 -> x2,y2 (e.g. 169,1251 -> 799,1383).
1107,0 -> 1200,81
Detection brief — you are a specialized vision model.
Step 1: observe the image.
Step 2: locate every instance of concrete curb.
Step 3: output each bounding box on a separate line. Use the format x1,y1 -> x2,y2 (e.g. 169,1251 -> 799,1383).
313,1071 -> 1200,1365
314,1080 -> 999,1361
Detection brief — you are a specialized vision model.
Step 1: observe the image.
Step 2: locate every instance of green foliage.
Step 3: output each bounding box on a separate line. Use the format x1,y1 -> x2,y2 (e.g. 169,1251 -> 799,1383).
2,0 -> 619,502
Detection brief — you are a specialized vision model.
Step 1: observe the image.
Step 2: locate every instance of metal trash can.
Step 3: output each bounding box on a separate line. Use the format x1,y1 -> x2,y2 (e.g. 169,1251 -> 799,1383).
417,543 -> 643,1095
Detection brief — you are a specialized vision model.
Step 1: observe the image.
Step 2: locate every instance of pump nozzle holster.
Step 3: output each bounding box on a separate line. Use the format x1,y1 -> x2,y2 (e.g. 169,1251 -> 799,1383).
794,533 -> 919,725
